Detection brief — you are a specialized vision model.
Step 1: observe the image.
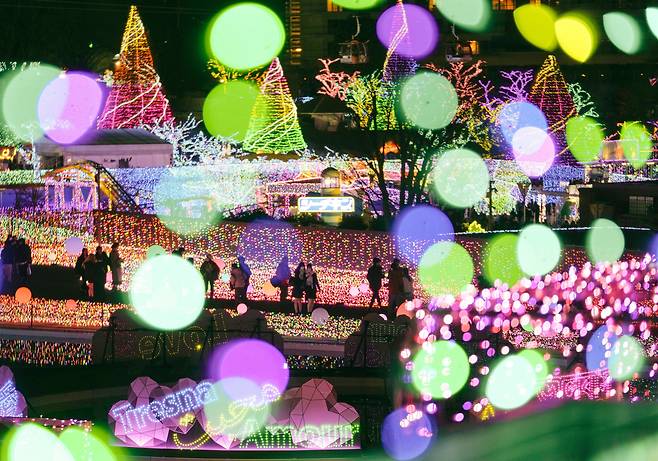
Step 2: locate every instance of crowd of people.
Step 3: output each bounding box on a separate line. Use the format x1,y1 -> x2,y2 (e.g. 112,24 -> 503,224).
1,236 -> 33,290
74,244 -> 123,301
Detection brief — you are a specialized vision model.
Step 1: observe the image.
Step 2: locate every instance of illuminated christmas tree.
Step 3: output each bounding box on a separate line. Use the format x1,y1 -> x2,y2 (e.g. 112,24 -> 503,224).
243,58 -> 307,154
382,0 -> 417,82
97,5 -> 173,129
527,55 -> 576,161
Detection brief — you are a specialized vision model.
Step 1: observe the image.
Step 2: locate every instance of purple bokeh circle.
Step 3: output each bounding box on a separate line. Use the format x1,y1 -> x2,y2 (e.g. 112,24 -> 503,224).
381,407 -> 435,460
208,339 -> 289,395
392,205 -> 454,266
38,72 -> 104,144
376,3 -> 439,59
512,127 -> 555,178
649,233 -> 658,259
497,101 -> 548,145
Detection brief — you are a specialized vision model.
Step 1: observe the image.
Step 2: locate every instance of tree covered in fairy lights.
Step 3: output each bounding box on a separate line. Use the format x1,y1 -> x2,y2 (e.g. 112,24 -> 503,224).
243,58 -> 307,154
97,5 -> 174,129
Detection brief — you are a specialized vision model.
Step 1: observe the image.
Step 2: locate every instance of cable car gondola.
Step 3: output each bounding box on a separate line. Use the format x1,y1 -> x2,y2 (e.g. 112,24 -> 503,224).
339,17 -> 368,65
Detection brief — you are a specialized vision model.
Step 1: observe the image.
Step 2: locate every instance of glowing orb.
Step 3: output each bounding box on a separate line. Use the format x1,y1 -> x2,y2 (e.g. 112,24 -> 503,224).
59,427 -> 116,461
381,408 -> 435,461
486,355 -> 537,410
512,127 -> 555,178
64,237 -> 84,256
586,219 -> 624,264
608,336 -> 645,381
262,281 -> 277,297
436,0 -> 490,32
311,307 -> 330,325
65,300 -> 77,310
517,224 -> 561,276
333,0 -> 384,9
432,148 -> 489,208
145,245 -> 166,259
513,4 -> 558,51
129,255 -> 205,331
646,7 -> 658,40
208,3 -> 285,71
349,286 -> 360,297
15,287 -> 32,305
37,72 -> 104,144
483,234 -> 524,287
47,252 -> 57,262
0,64 -> 61,142
620,122 -> 652,169
209,339 -> 289,394
555,13 -> 598,63
376,4 -> 439,59
566,116 -> 604,163
418,242 -> 473,297
392,205 -> 454,266
412,341 -> 470,399
497,101 -> 548,145
203,80 -> 259,141
400,73 -> 457,130
237,303 -> 248,315
202,377 -> 271,440
154,168 -> 225,236
603,12 -> 642,55
517,349 -> 549,394
5,423 -> 74,461
586,325 -> 619,372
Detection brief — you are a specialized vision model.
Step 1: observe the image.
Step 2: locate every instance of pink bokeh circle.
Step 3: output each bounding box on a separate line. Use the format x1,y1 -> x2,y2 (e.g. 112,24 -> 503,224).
512,127 -> 555,177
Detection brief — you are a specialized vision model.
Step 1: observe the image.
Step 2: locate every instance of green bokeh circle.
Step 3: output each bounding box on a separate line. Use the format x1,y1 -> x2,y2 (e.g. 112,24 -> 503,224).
400,72 -> 458,130
603,12 -> 642,55
433,148 -> 489,209
437,0 -> 490,32
412,341 -> 470,399
517,224 -> 561,276
130,254 -> 206,330
620,122 -> 652,169
333,0 -> 384,9
203,80 -> 259,141
484,234 -> 524,287
486,355 -> 538,410
608,336 -> 645,381
586,218 -> 625,264
513,4 -> 558,51
208,3 -> 285,70
517,349 -> 549,394
5,423 -> 74,461
60,427 -> 117,461
418,242 -> 474,297
566,116 -> 605,163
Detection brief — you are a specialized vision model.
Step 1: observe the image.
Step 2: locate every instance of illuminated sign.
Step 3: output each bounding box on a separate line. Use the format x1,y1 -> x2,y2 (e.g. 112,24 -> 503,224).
0,366 -> 26,417
0,147 -> 17,162
298,196 -> 355,213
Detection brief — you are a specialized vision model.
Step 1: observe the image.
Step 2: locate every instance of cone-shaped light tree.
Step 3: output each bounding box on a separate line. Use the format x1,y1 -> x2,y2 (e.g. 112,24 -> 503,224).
243,58 -> 307,154
97,5 -> 174,129
527,55 -> 576,161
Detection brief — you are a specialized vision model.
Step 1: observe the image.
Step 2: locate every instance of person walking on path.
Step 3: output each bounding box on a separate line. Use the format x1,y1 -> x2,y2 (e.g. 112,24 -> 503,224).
274,256 -> 292,303
230,262 -> 248,302
237,255 -> 251,288
291,262 -> 305,314
304,263 -> 320,314
387,258 -> 404,317
75,248 -> 89,293
15,238 -> 32,283
401,267 -> 414,303
367,257 -> 384,308
109,243 -> 123,290
1,236 -> 16,290
200,254 -> 220,299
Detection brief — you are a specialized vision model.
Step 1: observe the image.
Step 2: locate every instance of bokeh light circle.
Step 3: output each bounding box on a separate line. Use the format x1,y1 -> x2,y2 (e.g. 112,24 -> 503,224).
129,254 -> 205,330
15,287 -> 32,304
376,4 -> 439,59
392,205 -> 453,266
311,307 -> 330,325
512,127 -> 555,178
37,72 -> 104,144
608,336 -> 645,380
333,0 -> 384,9
145,245 -> 166,259
203,80 -> 259,141
64,237 -> 84,256
513,4 -> 558,51
566,116 -> 604,163
381,408 -> 435,461
646,7 -> 658,40
5,423 -> 74,461
437,0 -> 490,32
432,148 -> 489,208
620,122 -> 652,169
486,355 -> 537,410
484,234 -> 524,287
208,3 -> 285,70
517,349 -> 549,394
209,339 -> 289,395
586,325 -> 619,372
418,242 -> 473,297
517,224 -> 561,276
555,13 -> 598,63
59,427 -> 117,461
411,341 -> 470,399
603,12 -> 642,55
399,73 -> 457,130
0,64 -> 61,142
586,219 -> 624,264
497,101 -> 548,144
